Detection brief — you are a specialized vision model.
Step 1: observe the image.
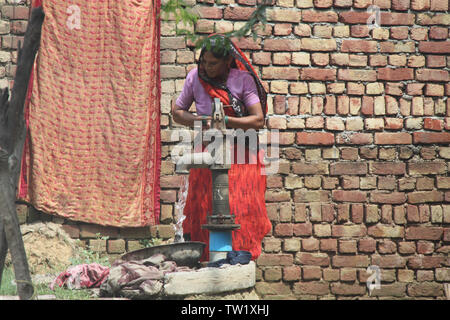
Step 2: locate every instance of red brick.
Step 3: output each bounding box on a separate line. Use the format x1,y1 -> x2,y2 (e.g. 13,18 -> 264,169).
107,239 -> 126,254
196,6 -> 223,19
252,52 -> 271,65
320,239 -> 337,252
407,282 -> 445,297
358,238 -> 377,253
367,225 -> 405,238
333,190 -> 367,202
371,254 -> 406,268
338,69 -> 377,81
429,27 -> 449,40
431,0 -> 448,11
300,68 -> 336,81
408,162 -> 447,175
302,10 -> 338,23
408,191 -> 444,204
377,68 -> 414,81
341,40 -> 377,53
419,41 -> 450,54
293,281 -> 330,296
444,228 -> 450,242
413,132 -> 450,144
296,132 -> 335,145
380,12 -> 415,25
263,38 -> 301,51
390,26 -> 409,40
300,38 -> 336,51
273,24 -> 293,36
266,190 -> 291,202
411,0 -> 431,10
314,0 -> 333,8
330,162 -> 367,175
407,205 -> 420,222
375,132 -> 412,145
338,11 -> 371,24
160,175 -> 184,188
262,67 -> 299,80
237,0 -> 257,5
302,266 -> 322,280
293,222 -> 313,236
332,255 -> 370,268
424,118 -> 443,131
426,55 -> 446,68
351,25 -> 370,38
292,162 -> 328,175
417,241 -> 434,254
370,162 -> 406,175
224,6 -> 255,20
392,0 -> 411,10
267,9 -> 301,23
338,240 -> 357,253
1,5 -> 29,20
274,223 -> 294,237
407,256 -> 445,269
273,95 -> 286,114
351,204 -> 364,223
283,266 -> 301,281
370,192 -> 407,204
334,0 -> 352,7
406,226 -> 443,240
61,224 -> 80,238
332,225 -> 367,237
331,283 -> 366,296
79,224 -> 120,239
231,37 -> 261,50
257,254 -> 294,266
296,252 -> 330,266
160,65 -> 186,79
160,189 -> 177,202
416,69 -> 449,82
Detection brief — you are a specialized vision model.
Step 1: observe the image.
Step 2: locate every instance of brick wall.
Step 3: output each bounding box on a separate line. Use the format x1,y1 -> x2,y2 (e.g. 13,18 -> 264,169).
4,0 -> 450,299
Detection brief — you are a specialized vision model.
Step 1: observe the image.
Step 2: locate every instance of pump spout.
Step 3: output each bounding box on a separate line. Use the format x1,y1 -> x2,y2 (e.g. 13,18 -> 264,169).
175,152 -> 214,174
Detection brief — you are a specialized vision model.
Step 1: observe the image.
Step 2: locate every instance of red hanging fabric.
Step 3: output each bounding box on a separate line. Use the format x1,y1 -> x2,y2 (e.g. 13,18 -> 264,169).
19,0 -> 162,227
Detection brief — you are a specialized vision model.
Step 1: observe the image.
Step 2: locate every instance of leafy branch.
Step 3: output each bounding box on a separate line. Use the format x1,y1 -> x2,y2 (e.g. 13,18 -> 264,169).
160,0 -> 271,50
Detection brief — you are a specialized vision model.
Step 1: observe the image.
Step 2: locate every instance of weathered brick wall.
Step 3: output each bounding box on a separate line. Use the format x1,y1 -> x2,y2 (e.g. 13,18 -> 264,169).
4,0 -> 449,299
159,0 -> 450,299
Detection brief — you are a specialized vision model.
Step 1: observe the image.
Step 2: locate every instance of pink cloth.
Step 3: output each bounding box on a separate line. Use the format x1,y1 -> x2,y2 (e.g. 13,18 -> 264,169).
50,263 -> 110,290
175,68 -> 260,115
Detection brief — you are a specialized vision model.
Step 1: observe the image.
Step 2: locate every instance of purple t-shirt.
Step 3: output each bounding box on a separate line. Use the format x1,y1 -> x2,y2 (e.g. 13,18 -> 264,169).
175,68 -> 260,116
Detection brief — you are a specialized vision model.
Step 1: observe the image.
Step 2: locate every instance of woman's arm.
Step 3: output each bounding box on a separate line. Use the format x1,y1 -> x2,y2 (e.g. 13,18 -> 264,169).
225,102 -> 265,130
172,104 -> 211,128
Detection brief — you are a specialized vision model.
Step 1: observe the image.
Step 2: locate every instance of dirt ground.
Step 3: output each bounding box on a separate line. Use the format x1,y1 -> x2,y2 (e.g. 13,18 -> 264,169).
5,222 -> 78,276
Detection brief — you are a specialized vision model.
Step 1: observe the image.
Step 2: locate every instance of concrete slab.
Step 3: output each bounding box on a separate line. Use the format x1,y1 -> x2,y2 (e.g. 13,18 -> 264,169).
163,262 -> 256,296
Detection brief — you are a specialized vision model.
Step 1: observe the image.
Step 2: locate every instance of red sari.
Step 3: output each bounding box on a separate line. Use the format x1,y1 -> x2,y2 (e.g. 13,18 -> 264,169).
182,35 -> 272,261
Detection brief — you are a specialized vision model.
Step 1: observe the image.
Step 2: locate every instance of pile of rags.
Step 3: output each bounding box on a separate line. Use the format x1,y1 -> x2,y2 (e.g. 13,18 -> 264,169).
50,254 -> 192,299
99,254 -> 192,299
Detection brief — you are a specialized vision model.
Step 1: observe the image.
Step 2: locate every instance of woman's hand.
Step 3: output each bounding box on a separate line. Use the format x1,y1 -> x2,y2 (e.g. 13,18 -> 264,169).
196,115 -> 212,130
172,104 -> 212,129
224,103 -> 265,130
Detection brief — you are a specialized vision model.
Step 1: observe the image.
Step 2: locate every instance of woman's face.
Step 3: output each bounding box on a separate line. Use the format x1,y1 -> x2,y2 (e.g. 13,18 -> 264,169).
200,51 -> 231,80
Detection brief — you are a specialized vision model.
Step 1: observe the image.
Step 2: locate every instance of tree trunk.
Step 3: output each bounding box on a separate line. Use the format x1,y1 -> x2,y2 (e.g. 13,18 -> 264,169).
0,6 -> 44,300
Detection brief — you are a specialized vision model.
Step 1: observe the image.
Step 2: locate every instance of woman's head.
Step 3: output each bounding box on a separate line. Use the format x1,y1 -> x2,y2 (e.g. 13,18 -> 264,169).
198,36 -> 234,80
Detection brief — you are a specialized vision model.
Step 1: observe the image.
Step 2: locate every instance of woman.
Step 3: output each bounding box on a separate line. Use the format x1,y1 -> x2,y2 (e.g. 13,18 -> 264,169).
172,34 -> 272,261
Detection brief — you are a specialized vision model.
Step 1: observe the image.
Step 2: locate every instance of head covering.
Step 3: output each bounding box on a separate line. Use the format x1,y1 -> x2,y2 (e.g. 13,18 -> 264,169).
197,34 -> 267,119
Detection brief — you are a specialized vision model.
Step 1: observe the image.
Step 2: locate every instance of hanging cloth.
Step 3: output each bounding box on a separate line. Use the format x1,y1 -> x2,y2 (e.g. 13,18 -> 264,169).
18,0 -> 162,227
